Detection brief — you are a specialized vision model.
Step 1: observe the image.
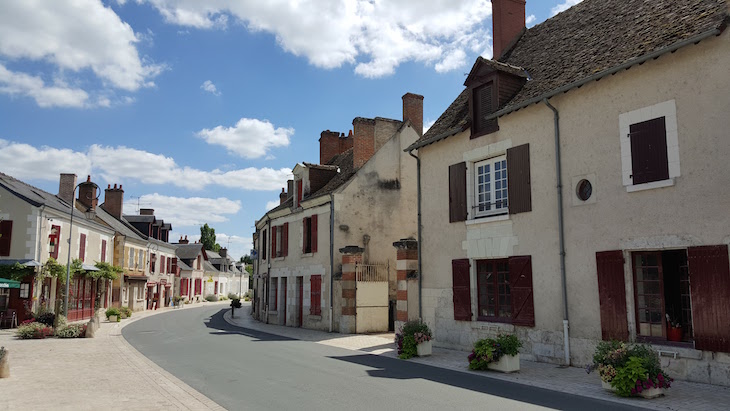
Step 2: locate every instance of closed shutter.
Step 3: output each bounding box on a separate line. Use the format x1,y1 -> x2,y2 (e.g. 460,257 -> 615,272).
507,144 -> 532,214
302,218 -> 308,253
79,234 -> 86,262
171,258 -> 177,276
472,83 -> 497,136
596,250 -> 629,341
688,245 -> 730,353
282,223 -> 289,257
271,226 -> 277,258
310,275 -> 322,315
629,117 -> 669,185
509,255 -> 535,327
449,162 -> 467,222
161,256 -> 166,274
0,220 -> 11,256
150,254 -> 155,272
311,215 -> 318,253
101,240 -> 106,262
452,259 -> 472,321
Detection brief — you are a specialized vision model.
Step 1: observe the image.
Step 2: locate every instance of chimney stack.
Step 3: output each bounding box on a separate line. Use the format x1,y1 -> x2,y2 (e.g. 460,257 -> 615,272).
58,173 -> 77,207
140,208 -> 155,216
353,117 -> 376,169
287,179 -> 293,198
102,183 -> 124,219
491,0 -> 526,59
319,130 -> 353,165
178,235 -> 189,245
279,188 -> 287,205
219,248 -> 227,258
77,175 -> 98,212
402,93 -> 424,137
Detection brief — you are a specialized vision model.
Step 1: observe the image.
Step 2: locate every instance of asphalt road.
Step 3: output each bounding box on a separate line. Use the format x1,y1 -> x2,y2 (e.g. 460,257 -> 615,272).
123,305 -> 645,411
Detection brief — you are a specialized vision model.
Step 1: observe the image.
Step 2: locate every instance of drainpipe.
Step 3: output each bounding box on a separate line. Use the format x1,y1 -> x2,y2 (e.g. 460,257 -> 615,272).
35,206 -> 46,311
543,98 -> 570,366
329,193 -> 335,333
407,149 -> 423,319
265,218 -> 271,324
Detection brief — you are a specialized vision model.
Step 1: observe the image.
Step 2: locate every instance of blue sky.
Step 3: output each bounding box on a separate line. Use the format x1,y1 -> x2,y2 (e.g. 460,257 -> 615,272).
0,0 -> 582,260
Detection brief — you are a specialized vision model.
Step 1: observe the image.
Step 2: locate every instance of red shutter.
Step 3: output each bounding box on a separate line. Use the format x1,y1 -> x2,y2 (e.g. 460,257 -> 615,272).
449,163 -> 467,222
50,225 -> 61,259
162,256 -> 166,274
282,223 -> 289,257
311,215 -> 318,253
629,117 -> 669,185
79,233 -> 86,262
506,144 -> 532,214
688,245 -> 730,353
452,259 -> 472,321
172,258 -> 178,276
509,255 -> 535,327
271,226 -> 277,258
596,250 -> 629,341
302,218 -> 308,253
150,254 -> 155,272
310,275 -> 322,315
101,240 -> 107,262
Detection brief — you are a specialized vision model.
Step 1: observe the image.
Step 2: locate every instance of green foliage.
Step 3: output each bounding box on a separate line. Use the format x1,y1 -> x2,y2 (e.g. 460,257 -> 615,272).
105,307 -> 121,319
16,322 -> 54,339
612,357 -> 648,397
55,323 -> 87,338
89,262 -> 122,281
43,258 -> 65,282
227,293 -> 239,300
589,342 -> 673,395
205,294 -> 219,302
245,265 -> 253,275
0,262 -> 33,281
173,295 -> 184,303
240,255 -> 253,265
200,224 -> 221,252
496,334 -> 522,356
468,334 -> 523,370
395,320 -> 432,359
119,306 -> 132,319
230,298 -> 242,309
35,312 -> 55,327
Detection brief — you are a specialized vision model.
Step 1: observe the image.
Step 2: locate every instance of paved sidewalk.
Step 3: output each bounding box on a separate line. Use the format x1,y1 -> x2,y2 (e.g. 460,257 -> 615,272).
225,306 -> 730,411
0,302 -> 227,411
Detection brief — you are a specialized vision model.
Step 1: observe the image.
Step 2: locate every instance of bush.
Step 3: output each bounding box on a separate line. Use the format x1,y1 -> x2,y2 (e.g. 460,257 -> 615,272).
230,298 -> 242,309
35,312 -> 56,327
219,295 -> 228,301
205,295 -> 219,302
16,322 -> 54,339
228,293 -> 239,300
105,307 -> 121,319
243,290 -> 252,299
587,342 -> 673,396
244,297 -> 250,302
119,306 -> 132,319
395,320 -> 432,359
55,323 -> 87,338
468,334 -> 523,370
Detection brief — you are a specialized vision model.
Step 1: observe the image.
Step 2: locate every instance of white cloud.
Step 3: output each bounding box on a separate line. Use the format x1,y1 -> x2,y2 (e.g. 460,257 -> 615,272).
122,193 -> 241,227
423,119 -> 435,134
0,140 -> 291,191
134,0 -> 492,77
526,14 -> 537,26
200,80 -> 220,96
435,49 -> 467,73
0,0 -> 165,108
551,0 -> 584,16
197,118 -> 293,159
0,64 -> 90,108
265,200 -> 280,211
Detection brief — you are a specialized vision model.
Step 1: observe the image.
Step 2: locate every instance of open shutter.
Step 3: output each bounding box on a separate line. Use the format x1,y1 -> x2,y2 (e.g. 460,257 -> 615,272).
50,225 -> 60,259
509,255 -> 535,327
448,162 -> 467,222
311,215 -> 318,253
629,117 -> 669,185
596,250 -> 629,341
302,218 -> 308,253
282,223 -> 289,257
452,259 -> 472,321
271,226 -> 277,258
688,245 -> 730,353
0,220 -> 11,256
79,234 -> 86,262
310,275 -> 322,315
507,144 -> 531,214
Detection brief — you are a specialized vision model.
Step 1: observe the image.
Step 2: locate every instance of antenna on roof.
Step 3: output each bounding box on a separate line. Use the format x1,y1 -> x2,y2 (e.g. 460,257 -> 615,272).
128,196 -> 152,214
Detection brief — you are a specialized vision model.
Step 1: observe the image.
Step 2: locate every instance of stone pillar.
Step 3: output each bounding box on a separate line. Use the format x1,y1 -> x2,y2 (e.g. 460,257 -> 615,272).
339,246 -> 363,334
393,238 -> 418,331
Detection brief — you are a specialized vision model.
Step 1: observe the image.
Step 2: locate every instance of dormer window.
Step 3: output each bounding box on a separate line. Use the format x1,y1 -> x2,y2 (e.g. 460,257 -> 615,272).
472,82 -> 498,137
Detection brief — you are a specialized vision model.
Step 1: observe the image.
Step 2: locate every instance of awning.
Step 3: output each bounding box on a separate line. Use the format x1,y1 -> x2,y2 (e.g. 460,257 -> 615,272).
0,259 -> 39,267
0,278 -> 21,289
81,263 -> 100,272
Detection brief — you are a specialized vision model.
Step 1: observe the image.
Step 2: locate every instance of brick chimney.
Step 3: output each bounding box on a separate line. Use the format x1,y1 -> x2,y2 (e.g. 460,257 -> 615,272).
402,93 -> 424,137
178,235 -> 189,245
219,248 -> 227,258
353,117 -> 376,169
492,0 -> 526,59
319,130 -> 353,165
140,208 -> 155,216
102,184 -> 124,219
77,175 -> 98,211
287,179 -> 293,197
58,173 -> 77,207
279,188 -> 287,205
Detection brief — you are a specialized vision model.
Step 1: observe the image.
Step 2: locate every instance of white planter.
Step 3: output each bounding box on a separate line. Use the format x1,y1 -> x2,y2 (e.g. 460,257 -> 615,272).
416,340 -> 432,357
108,315 -> 118,322
638,387 -> 666,399
601,380 -> 616,392
487,354 -> 520,373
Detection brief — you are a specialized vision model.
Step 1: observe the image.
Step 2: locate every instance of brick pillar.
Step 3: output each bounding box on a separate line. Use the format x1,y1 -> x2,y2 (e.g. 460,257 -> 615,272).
339,246 -> 363,334
393,238 -> 418,330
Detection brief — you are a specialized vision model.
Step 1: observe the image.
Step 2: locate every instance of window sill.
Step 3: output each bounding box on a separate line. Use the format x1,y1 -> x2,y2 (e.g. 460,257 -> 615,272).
267,310 -> 278,315
272,257 -> 285,262
471,320 -> 515,333
636,336 -> 702,359
466,214 -> 509,226
301,253 -> 314,258
308,315 -> 322,320
626,178 -> 674,193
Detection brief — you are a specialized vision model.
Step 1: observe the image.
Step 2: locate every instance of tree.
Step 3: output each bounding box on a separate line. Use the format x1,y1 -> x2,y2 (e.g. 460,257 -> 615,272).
200,223 -> 221,252
240,255 -> 253,265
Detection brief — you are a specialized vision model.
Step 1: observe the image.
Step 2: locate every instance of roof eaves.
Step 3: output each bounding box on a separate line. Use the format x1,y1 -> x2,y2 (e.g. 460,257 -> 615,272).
404,125 -> 469,152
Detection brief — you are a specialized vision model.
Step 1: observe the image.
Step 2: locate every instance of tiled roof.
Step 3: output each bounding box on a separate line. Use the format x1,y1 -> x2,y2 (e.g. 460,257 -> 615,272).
409,0 -> 728,150
124,215 -> 155,223
95,206 -> 147,241
176,244 -> 205,259
310,148 -> 355,198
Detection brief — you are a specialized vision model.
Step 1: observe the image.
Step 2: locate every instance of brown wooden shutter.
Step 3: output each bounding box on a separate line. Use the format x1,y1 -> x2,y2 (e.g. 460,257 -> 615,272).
101,240 -> 106,263
507,144 -> 531,214
0,220 -> 11,256
688,245 -> 730,353
509,255 -> 535,327
271,226 -> 277,257
310,275 -> 322,315
311,215 -> 318,253
449,162 -> 467,222
302,218 -> 308,253
629,117 -> 669,185
596,250 -> 629,341
79,233 -> 86,262
282,223 -> 289,257
452,259 -> 472,321
472,83 -> 498,136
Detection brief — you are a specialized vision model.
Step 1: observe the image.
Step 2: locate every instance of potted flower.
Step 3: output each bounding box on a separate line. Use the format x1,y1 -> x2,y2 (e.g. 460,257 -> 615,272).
468,334 -> 522,373
665,314 -> 682,342
0,346 -> 8,378
173,295 -> 184,308
105,307 -> 121,322
587,341 -> 673,398
395,320 -> 433,359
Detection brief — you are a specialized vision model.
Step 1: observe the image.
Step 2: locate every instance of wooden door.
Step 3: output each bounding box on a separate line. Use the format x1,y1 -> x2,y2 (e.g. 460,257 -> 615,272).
297,277 -> 303,327
282,277 -> 287,325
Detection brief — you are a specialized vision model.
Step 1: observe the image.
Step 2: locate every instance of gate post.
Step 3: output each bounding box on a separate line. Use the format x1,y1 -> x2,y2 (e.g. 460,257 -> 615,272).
339,246 -> 363,334
393,238 -> 418,332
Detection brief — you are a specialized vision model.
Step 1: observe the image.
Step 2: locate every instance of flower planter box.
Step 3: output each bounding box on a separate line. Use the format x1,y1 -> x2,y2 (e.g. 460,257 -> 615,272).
108,315 -> 118,322
601,380 -> 616,392
487,354 -> 520,373
416,340 -> 432,357
637,387 -> 666,399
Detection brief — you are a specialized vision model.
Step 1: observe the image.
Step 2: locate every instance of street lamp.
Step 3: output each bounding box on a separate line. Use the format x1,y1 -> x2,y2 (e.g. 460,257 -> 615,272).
63,180 -> 100,317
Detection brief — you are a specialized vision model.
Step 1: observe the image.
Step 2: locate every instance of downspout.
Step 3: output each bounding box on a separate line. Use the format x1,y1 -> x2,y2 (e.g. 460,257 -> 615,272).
543,98 -> 570,366
329,193 -> 335,332
35,205 -> 46,311
265,218 -> 271,324
407,149 -> 423,319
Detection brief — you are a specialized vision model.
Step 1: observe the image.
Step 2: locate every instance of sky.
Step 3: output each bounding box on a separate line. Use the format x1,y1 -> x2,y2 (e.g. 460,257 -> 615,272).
0,0 -> 584,261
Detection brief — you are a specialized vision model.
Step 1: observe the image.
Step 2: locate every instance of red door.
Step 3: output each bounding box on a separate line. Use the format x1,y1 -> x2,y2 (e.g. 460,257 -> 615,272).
297,277 -> 303,327
67,278 -> 95,321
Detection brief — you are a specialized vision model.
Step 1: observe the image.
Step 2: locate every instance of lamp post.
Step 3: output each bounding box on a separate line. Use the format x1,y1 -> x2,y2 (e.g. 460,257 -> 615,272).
63,181 -> 100,317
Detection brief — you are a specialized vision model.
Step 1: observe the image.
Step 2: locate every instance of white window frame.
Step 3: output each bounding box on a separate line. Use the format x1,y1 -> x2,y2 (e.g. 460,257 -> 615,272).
619,100 -> 680,192
128,249 -> 134,269
474,155 -> 508,218
19,283 -> 30,299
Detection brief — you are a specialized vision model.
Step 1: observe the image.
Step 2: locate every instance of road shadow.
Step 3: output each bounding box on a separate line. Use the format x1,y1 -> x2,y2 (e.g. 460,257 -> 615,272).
204,309 -> 295,342
328,354 -> 643,411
